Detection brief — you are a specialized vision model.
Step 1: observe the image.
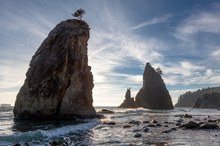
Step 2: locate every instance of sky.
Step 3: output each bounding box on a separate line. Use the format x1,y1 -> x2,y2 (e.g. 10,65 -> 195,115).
1,0 -> 220,106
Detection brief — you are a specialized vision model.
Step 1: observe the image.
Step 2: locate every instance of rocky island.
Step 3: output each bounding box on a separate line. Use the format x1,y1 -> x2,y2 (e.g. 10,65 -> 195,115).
175,87 -> 220,107
135,63 -> 173,109
14,19 -> 96,120
194,92 -> 220,109
118,88 -> 137,108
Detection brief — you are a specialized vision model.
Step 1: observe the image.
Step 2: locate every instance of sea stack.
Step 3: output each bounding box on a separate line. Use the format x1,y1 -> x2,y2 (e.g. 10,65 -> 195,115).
118,88 -> 137,108
135,63 -> 173,109
14,19 -> 96,120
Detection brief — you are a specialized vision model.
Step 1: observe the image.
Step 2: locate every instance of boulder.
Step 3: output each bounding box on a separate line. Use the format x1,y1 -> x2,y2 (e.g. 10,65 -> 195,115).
199,123 -> 219,129
135,63 -> 173,109
181,121 -> 199,129
118,88 -> 137,108
14,19 -> 96,120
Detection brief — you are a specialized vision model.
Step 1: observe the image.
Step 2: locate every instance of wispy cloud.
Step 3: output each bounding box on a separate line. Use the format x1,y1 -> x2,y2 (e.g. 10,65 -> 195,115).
131,14 -> 171,30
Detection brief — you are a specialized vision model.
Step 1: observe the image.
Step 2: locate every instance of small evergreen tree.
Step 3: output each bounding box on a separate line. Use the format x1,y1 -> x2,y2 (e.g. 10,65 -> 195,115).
156,67 -> 162,75
71,9 -> 85,20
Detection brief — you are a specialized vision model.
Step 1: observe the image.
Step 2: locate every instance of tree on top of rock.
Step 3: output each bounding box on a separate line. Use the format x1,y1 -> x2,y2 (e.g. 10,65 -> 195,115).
156,67 -> 162,75
71,9 -> 85,20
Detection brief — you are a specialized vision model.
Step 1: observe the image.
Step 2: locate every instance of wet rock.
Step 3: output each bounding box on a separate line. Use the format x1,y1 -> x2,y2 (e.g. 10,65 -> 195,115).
156,123 -> 162,127
96,113 -> 105,119
162,127 -> 176,133
181,121 -> 199,129
151,120 -> 158,123
148,124 -> 156,127
129,120 -> 141,125
176,119 -> 184,123
123,125 -> 131,128
183,114 -> 192,118
134,133 -> 142,138
103,121 -> 116,125
13,144 -> 21,146
49,140 -> 61,146
133,129 -> 141,132
176,123 -> 182,126
199,123 -> 219,129
164,125 -> 169,127
143,120 -> 149,124
14,19 -> 96,120
142,126 -> 149,132
135,63 -> 174,109
99,109 -> 114,114
208,119 -> 216,123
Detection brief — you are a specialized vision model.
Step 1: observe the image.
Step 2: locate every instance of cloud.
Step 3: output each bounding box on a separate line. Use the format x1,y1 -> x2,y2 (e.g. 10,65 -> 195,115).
174,7 -> 220,41
131,14 -> 171,30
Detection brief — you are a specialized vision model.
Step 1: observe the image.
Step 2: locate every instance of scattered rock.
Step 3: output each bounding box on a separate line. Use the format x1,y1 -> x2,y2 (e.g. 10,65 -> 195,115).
13,144 -> 21,146
134,133 -> 142,138
156,123 -> 162,127
135,62 -> 174,109
199,123 -> 219,129
164,125 -> 169,127
123,125 -> 131,128
103,121 -> 116,125
183,114 -> 192,118
142,126 -> 149,132
133,129 -> 141,132
99,109 -> 114,114
162,127 -> 176,133
151,120 -> 158,123
129,120 -> 141,125
181,121 -> 199,129
147,124 -> 156,127
143,120 -> 149,124
176,119 -> 184,123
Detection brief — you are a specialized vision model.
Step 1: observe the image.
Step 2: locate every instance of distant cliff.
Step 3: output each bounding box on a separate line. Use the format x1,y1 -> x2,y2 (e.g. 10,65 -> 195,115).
194,92 -> 220,109
135,63 -> 173,109
118,88 -> 137,108
14,19 -> 96,120
175,87 -> 220,107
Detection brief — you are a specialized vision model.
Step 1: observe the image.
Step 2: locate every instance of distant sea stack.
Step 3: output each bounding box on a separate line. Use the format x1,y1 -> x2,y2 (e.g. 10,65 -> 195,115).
194,92 -> 220,109
135,63 -> 173,109
175,87 -> 220,107
118,88 -> 137,108
14,19 -> 96,120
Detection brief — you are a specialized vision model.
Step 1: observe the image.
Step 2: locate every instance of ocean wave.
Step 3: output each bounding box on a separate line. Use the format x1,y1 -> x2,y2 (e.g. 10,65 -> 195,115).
0,119 -> 100,144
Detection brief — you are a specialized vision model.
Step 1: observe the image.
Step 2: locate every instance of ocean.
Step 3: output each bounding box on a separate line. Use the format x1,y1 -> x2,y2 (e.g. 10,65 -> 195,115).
0,106 -> 220,146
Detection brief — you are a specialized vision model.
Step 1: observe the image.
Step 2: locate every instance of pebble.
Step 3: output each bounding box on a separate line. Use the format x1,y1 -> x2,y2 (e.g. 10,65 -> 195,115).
143,120 -> 149,124
142,126 -> 149,132
148,124 -> 156,127
151,120 -> 158,123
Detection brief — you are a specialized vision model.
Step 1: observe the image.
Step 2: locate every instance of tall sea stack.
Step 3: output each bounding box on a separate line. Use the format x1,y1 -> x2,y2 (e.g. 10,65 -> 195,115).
135,63 -> 173,109
14,19 -> 96,120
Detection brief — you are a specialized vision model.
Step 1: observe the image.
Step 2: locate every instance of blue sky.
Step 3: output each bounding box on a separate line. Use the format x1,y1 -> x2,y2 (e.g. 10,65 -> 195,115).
1,0 -> 220,106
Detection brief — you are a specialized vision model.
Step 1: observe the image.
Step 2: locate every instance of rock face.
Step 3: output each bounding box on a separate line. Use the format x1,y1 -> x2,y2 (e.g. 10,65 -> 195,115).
135,63 -> 173,109
118,88 -> 137,108
175,87 -> 220,107
14,19 -> 96,120
194,93 -> 220,109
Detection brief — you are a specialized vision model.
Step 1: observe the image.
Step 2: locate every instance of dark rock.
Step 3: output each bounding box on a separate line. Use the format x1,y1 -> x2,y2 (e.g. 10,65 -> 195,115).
13,19 -> 96,120
133,129 -> 141,132
135,63 -> 173,109
181,121 -> 199,129
98,109 -> 114,114
183,114 -> 192,118
13,144 -> 21,146
156,123 -> 162,127
143,120 -> 149,124
118,88 -> 137,108
49,140 -> 61,146
129,120 -> 141,125
199,123 -> 219,129
176,123 -> 182,126
194,93 -> 220,109
151,120 -> 158,123
208,119 -> 216,123
148,124 -> 156,127
134,133 -> 142,138
162,127 -> 176,133
176,119 -> 184,123
164,125 -> 169,127
96,113 -> 105,119
123,125 -> 131,128
103,121 -> 116,125
142,126 -> 149,132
